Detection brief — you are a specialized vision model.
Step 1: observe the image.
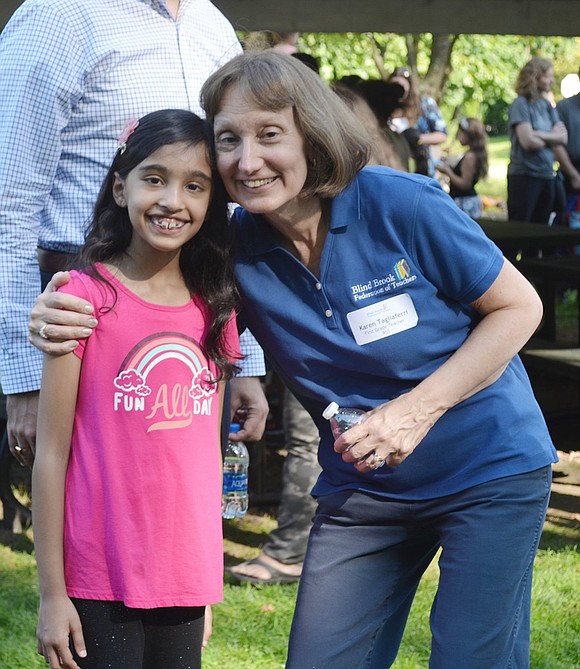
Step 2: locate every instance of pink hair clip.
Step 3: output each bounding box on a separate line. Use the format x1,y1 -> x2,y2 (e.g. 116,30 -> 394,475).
118,118 -> 139,154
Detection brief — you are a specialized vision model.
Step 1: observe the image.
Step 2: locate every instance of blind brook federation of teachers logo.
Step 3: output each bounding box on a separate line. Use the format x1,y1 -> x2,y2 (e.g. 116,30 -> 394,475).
350,258 -> 416,303
347,259 -> 419,345
112,332 -> 217,432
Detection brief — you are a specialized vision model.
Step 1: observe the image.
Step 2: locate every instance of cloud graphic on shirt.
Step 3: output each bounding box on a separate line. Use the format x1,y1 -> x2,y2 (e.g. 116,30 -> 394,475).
114,369 -> 147,392
189,367 -> 217,399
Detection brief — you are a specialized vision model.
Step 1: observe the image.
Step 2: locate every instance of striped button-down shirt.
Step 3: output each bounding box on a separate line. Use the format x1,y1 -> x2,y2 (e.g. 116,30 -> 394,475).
0,0 -> 264,394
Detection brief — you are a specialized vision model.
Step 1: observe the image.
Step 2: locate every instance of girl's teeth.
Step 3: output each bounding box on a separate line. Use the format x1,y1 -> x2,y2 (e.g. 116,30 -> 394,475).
154,218 -> 184,230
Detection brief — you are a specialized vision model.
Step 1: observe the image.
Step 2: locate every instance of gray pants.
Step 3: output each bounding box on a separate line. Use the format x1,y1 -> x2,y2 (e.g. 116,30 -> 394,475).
263,390 -> 321,564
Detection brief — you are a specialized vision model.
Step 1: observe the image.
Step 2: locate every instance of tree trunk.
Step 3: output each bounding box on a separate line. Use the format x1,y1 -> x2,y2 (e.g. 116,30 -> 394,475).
406,33 -> 458,103
370,31 -> 458,104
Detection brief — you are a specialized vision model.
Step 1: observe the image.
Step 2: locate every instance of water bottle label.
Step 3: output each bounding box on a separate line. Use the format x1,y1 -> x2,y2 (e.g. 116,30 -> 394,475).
223,473 -> 248,492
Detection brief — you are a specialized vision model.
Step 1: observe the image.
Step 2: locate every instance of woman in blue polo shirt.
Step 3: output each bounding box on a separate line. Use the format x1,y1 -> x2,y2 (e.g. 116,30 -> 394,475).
33,51 -> 557,669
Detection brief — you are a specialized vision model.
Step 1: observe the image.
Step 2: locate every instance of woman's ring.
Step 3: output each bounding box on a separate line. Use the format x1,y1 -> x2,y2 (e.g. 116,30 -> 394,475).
14,445 -> 23,453
372,453 -> 386,468
39,324 -> 49,340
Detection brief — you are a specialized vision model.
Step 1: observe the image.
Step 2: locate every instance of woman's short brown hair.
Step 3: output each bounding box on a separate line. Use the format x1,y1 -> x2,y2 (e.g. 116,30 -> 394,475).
200,50 -> 371,199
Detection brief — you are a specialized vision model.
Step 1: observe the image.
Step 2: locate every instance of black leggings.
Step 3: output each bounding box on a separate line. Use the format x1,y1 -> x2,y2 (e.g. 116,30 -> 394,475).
70,599 -> 205,669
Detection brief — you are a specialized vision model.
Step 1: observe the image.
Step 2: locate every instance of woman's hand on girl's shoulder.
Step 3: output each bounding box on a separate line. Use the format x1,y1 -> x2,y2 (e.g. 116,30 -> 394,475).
29,271 -> 98,354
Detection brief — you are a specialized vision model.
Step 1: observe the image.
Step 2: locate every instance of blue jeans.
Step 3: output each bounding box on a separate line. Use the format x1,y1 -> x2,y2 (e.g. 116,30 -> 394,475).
286,467 -> 551,669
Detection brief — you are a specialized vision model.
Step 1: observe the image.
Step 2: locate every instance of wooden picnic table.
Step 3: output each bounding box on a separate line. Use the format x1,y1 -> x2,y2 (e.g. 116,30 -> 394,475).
521,345 -> 580,426
474,220 -> 580,346
478,219 -> 580,254
522,347 -> 580,381
516,255 -> 580,345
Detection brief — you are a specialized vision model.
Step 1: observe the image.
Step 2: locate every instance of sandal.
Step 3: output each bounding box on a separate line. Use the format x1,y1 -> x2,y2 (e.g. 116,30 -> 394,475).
226,556 -> 301,585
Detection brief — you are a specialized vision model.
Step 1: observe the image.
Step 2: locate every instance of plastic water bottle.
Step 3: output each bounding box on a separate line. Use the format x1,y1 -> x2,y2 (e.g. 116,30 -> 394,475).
222,423 -> 249,519
322,402 -> 366,439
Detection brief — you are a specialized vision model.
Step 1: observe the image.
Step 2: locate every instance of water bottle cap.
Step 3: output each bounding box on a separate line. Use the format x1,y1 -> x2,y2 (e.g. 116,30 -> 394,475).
229,423 -> 241,433
322,402 -> 339,420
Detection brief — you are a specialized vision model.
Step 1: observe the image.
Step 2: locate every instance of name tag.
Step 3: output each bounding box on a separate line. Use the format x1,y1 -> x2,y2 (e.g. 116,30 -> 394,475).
347,293 -> 418,345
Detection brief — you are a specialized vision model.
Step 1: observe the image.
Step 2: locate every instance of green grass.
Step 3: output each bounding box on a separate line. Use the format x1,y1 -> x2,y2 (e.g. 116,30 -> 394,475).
487,135 -> 511,163
1,506 -> 579,669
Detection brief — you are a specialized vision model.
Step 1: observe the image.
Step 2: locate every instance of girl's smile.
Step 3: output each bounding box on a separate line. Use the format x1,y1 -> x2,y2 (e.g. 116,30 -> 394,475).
150,215 -> 188,231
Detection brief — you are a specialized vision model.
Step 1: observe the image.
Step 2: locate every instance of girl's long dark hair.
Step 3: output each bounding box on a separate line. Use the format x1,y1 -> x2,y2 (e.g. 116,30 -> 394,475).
460,117 -> 489,180
76,109 -> 239,380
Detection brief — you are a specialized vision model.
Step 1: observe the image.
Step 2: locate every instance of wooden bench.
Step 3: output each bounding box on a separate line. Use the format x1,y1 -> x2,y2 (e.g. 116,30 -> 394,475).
521,346 -> 580,382
520,341 -> 580,429
478,219 -> 580,255
517,255 -> 580,345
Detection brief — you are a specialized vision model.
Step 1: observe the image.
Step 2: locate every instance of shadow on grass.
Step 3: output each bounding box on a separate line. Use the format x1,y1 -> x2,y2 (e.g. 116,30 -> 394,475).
223,521 -> 270,549
0,528 -> 34,554
539,519 -> 580,553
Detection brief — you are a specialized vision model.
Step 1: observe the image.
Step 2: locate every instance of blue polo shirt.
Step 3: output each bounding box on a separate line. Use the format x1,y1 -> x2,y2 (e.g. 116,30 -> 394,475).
234,167 -> 556,500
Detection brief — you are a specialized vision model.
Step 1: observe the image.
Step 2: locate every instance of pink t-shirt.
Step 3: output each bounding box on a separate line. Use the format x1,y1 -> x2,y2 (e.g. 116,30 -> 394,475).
59,265 -> 240,608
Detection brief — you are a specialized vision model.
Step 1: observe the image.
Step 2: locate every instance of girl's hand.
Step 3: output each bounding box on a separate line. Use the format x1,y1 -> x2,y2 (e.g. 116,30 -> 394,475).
37,595 -> 87,668
29,271 -> 97,354
333,392 -> 442,472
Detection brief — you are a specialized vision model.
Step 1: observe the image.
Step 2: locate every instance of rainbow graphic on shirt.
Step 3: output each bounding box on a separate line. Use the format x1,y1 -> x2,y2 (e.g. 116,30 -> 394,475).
113,333 -> 217,430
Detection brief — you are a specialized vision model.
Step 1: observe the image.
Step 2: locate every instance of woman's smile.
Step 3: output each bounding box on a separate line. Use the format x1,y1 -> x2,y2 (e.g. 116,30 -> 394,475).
241,177 -> 278,189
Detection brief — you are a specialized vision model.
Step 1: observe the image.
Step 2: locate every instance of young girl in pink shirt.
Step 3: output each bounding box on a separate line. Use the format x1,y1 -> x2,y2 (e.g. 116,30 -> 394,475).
32,109 -> 240,669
